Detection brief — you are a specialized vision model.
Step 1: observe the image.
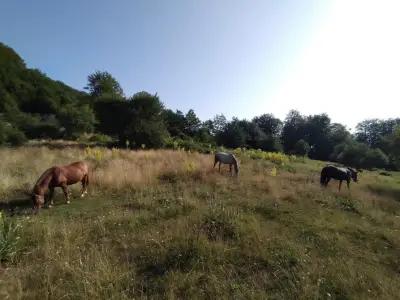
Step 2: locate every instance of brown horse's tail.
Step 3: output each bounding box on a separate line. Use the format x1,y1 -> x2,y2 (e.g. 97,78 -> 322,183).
84,173 -> 89,186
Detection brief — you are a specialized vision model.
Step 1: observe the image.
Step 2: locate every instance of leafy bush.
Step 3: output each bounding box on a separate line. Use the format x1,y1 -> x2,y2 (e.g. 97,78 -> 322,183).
361,148 -> 389,169
234,148 -> 295,166
165,137 -> 214,153
331,141 -> 368,168
0,121 -> 27,146
294,139 -> 310,156
77,133 -> 114,146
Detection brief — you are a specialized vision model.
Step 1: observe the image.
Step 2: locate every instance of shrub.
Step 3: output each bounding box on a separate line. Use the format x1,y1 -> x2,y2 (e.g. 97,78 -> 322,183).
361,148 -> 389,169
84,147 -> 105,162
77,133 -> 114,146
234,148 -> 293,166
294,139 -> 310,156
165,137 -> 214,154
0,121 -> 27,146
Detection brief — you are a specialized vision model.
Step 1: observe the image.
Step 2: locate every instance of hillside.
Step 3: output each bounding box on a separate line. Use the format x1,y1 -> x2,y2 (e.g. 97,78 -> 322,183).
0,147 -> 399,299
0,42 -> 93,142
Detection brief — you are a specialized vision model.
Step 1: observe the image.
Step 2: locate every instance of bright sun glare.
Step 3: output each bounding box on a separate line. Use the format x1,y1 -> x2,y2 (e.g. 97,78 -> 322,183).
269,0 -> 400,130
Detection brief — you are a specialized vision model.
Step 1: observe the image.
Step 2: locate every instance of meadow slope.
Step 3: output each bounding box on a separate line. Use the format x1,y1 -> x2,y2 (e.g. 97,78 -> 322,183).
0,147 -> 399,299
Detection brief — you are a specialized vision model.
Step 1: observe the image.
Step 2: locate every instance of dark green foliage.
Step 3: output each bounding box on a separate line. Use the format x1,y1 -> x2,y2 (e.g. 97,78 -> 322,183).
93,98 -> 130,137
85,71 -> 123,99
355,119 -> 400,149
163,109 -> 186,138
0,121 -> 27,146
211,114 -> 227,136
217,118 -> 247,148
0,42 -> 95,142
281,110 -> 306,153
184,109 -> 201,137
165,137 -> 214,153
253,113 -> 282,136
330,141 -> 389,170
294,139 -> 310,156
124,92 -> 168,148
330,141 -> 368,168
58,105 -> 96,138
361,148 -> 389,169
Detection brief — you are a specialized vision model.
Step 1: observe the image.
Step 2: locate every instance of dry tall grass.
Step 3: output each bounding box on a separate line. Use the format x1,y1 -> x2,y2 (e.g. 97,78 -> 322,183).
0,147 -> 212,198
0,146 -> 399,299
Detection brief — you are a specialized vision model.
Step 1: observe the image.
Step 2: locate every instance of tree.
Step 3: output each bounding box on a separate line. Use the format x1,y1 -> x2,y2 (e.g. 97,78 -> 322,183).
0,43 -> 98,141
184,109 -> 201,137
252,114 -> 282,136
384,126 -> 400,169
361,148 -> 389,169
281,110 -> 306,153
217,118 -> 247,148
331,141 -> 369,168
0,120 -> 27,146
304,114 -> 331,160
355,118 -> 400,148
163,109 -> 186,138
211,114 -> 227,136
124,92 -> 168,148
85,71 -> 124,99
94,99 -> 130,137
58,105 -> 96,138
251,114 -> 283,151
294,139 -> 310,156
328,123 -> 350,144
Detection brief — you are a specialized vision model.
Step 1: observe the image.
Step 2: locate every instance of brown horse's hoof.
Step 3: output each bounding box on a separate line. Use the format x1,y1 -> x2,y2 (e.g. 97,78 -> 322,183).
48,205 -> 53,209
66,201 -> 70,204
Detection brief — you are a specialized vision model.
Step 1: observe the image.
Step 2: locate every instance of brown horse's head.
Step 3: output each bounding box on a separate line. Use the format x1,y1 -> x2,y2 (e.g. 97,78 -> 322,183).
32,193 -> 45,211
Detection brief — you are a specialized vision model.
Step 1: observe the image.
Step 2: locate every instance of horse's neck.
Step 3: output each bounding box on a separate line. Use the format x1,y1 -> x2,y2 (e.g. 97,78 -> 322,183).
35,172 -> 52,194
231,156 -> 237,165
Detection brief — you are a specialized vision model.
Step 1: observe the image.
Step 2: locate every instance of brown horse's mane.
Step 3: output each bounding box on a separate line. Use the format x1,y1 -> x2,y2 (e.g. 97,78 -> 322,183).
34,167 -> 54,191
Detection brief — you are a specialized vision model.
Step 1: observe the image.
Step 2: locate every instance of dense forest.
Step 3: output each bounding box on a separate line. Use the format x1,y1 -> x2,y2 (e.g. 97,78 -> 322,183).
1,42 -> 399,170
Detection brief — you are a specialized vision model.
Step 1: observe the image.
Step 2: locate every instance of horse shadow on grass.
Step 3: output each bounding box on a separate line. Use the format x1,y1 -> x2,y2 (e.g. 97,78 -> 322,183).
0,196 -> 33,216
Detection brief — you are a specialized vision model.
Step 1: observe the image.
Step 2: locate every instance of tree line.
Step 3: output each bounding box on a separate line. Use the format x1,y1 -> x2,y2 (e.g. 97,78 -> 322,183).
1,42 -> 399,170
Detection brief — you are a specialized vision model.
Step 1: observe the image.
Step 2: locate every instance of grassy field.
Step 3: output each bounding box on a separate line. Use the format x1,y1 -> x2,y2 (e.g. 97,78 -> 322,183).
0,146 -> 399,299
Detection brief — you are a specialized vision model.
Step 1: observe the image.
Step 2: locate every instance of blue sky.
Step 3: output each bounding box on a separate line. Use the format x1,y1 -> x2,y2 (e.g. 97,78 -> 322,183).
1,0 -> 399,129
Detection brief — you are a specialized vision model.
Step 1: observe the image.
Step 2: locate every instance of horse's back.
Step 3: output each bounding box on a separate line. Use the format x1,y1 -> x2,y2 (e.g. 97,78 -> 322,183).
53,161 -> 88,185
67,161 -> 89,173
322,165 -> 349,180
215,152 -> 235,164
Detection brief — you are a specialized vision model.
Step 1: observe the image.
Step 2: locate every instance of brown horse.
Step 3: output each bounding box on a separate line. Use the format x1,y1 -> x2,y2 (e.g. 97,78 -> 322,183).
32,161 -> 89,212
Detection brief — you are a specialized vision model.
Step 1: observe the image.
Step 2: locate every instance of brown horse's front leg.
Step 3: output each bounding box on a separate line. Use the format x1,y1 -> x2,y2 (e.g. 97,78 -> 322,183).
338,180 -> 342,191
61,184 -> 70,204
47,188 -> 55,208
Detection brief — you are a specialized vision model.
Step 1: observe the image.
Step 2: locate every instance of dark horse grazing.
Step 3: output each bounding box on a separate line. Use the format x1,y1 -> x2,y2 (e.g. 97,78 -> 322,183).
32,161 -> 89,212
213,152 -> 239,176
320,165 -> 358,191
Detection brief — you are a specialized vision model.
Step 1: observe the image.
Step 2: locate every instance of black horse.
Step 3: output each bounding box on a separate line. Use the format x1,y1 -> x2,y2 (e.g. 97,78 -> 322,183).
320,165 -> 358,191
